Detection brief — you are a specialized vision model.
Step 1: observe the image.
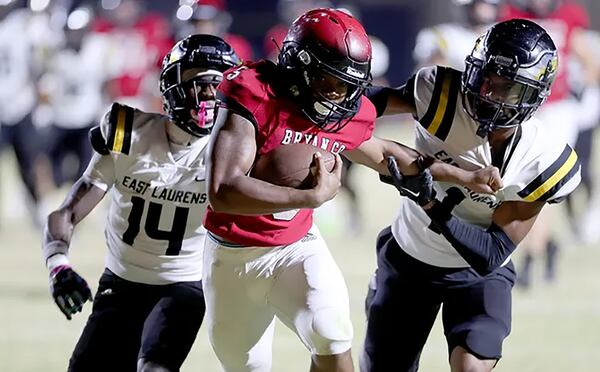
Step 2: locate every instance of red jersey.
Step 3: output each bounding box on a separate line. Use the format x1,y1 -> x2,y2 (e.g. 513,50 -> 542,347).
204,61 -> 376,246
501,1 -> 589,102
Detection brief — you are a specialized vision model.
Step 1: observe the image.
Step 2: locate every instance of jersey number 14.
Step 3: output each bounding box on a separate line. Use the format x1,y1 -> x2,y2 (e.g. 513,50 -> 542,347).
122,196 -> 189,255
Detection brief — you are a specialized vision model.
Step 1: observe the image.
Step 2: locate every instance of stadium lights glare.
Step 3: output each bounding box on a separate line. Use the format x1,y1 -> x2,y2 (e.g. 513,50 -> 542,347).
67,8 -> 91,30
176,5 -> 194,21
29,0 -> 50,12
101,0 -> 121,11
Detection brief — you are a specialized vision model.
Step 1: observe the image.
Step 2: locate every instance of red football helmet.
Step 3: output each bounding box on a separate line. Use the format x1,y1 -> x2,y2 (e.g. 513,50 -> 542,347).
278,8 -> 372,132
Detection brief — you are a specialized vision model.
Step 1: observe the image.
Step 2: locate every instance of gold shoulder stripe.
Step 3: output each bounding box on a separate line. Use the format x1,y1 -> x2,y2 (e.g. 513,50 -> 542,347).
107,103 -> 134,155
418,67 -> 461,141
426,72 -> 453,136
112,107 -> 127,153
518,145 -> 579,202
419,67 -> 447,130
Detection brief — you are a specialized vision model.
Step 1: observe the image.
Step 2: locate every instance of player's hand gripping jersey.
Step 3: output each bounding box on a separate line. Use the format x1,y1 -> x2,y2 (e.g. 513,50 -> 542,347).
392,66 -> 582,267
84,103 -> 210,284
203,61 -> 376,246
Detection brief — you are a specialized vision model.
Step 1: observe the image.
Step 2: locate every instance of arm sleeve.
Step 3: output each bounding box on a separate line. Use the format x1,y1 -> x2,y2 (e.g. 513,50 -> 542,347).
365,86 -> 389,117
365,75 -> 416,118
426,202 -> 517,276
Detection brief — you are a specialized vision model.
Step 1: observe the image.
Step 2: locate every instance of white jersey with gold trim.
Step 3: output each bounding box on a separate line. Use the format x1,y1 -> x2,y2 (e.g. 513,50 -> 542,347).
413,23 -> 479,70
83,103 -> 209,284
391,66 -> 582,268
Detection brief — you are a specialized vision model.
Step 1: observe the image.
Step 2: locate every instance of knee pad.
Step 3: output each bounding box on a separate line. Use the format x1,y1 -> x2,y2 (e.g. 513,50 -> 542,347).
308,307 -> 353,355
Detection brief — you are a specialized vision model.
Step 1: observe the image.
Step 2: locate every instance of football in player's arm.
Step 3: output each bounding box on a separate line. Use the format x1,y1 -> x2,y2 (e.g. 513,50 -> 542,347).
41,35 -> 240,372
361,20 -> 581,372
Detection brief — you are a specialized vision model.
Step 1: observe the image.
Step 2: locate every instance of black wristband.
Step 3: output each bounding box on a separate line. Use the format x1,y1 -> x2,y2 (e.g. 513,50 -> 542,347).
425,199 -> 453,223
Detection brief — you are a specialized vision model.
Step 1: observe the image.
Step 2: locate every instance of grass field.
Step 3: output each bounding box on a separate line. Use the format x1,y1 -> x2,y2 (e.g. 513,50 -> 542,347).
1,123 -> 599,372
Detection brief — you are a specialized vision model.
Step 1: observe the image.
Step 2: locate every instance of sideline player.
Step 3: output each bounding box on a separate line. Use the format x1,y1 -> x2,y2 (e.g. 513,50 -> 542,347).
0,2 -> 47,225
413,0 -> 502,70
501,0 -> 598,287
41,35 -> 239,372
362,19 -> 581,371
203,8 -> 501,372
40,5 -> 106,187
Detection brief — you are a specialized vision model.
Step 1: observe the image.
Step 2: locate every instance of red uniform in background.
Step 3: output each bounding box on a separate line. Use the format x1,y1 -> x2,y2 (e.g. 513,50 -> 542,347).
501,1 -> 589,103
223,33 -> 254,62
190,0 -> 254,62
203,60 -> 375,246
93,12 -> 173,109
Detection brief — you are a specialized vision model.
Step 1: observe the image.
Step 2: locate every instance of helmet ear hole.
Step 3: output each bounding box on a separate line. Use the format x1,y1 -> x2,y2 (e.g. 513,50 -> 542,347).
297,50 -> 311,65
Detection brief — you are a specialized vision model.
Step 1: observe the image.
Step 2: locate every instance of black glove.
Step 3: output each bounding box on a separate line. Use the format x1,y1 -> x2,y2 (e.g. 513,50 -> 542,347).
50,266 -> 92,320
386,156 -> 436,206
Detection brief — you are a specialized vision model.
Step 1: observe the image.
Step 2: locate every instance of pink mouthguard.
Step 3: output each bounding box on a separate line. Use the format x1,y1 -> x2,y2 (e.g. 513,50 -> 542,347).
197,101 -> 207,128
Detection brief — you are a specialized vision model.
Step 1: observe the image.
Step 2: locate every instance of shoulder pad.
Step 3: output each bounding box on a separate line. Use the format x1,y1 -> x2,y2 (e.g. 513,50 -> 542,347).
517,144 -> 581,203
415,66 -> 462,141
105,103 -> 135,155
89,126 -> 109,155
217,62 -> 268,124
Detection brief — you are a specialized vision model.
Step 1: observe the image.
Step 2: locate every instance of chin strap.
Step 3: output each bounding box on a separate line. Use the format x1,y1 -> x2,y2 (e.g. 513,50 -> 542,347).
476,122 -> 491,138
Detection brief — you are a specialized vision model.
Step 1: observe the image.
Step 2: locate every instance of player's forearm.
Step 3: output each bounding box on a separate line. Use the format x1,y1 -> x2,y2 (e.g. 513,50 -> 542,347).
429,161 -> 471,185
381,141 -> 423,176
367,85 -> 417,117
43,208 -> 75,271
209,175 -> 318,215
44,209 -> 74,246
425,201 -> 517,276
386,147 -> 468,183
42,180 -> 106,269
349,138 -> 423,176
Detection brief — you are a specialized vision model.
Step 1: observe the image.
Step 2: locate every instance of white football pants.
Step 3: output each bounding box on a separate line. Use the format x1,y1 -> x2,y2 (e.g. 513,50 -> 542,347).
202,225 -> 353,372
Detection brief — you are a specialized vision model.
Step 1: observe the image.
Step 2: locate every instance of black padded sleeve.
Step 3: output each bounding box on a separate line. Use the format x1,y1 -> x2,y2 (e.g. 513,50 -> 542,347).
426,202 -> 517,276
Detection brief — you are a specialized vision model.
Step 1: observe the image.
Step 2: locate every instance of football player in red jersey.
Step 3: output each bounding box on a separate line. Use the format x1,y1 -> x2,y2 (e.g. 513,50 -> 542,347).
203,9 -> 502,372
